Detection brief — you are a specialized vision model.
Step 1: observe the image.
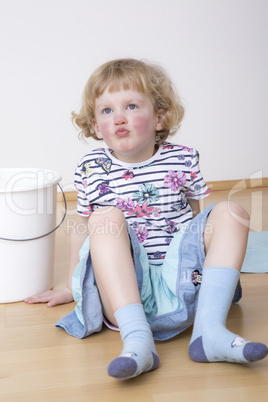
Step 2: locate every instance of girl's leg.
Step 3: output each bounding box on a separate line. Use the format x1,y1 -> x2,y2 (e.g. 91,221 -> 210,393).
189,201 -> 268,363
88,207 -> 159,379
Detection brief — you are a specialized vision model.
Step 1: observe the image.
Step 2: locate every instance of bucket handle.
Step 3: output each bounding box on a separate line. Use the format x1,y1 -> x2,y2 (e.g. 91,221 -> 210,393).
0,183 -> 67,242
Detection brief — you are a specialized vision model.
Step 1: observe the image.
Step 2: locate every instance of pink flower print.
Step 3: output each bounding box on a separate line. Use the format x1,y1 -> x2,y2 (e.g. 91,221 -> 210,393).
134,226 -> 149,243
122,170 -> 134,180
163,144 -> 174,150
181,146 -> 193,153
163,170 -> 187,191
131,201 -> 154,218
82,205 -> 93,217
82,179 -> 87,188
152,207 -> 161,217
190,171 -> 197,182
115,197 -> 135,211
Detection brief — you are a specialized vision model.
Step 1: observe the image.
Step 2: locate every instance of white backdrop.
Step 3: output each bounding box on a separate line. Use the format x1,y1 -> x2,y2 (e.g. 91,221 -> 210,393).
1,0 -> 267,191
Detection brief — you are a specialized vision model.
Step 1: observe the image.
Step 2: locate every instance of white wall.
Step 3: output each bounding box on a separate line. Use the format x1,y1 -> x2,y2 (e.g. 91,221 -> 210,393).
1,0 -> 267,191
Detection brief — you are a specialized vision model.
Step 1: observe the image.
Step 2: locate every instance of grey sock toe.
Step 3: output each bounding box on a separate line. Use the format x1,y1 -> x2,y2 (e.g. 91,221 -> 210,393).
107,357 -> 138,379
243,342 -> 268,362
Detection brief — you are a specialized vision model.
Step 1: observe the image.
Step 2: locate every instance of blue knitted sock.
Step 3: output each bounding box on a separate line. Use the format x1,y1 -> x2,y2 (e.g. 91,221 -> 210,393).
189,266 -> 268,363
107,303 -> 159,379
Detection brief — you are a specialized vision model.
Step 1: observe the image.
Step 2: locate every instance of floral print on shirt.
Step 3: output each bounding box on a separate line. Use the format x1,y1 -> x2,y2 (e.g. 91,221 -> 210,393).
75,143 -> 211,260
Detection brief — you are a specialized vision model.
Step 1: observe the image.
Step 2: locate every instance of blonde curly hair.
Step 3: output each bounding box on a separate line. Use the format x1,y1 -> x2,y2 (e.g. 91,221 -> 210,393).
72,58 -> 185,145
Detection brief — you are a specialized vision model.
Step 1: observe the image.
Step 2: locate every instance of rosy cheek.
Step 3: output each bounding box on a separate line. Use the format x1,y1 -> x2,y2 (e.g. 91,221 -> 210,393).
99,121 -> 110,136
132,116 -> 151,134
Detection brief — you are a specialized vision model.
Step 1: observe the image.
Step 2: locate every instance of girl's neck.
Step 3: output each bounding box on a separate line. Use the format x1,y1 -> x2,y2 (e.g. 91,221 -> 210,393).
110,144 -> 159,164
107,143 -> 163,167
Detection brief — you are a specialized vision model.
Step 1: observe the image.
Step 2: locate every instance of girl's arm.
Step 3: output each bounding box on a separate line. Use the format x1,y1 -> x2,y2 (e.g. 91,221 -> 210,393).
25,214 -> 89,307
187,199 -> 201,218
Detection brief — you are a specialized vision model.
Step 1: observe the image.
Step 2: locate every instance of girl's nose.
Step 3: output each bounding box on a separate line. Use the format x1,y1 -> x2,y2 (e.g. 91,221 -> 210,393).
114,111 -> 127,125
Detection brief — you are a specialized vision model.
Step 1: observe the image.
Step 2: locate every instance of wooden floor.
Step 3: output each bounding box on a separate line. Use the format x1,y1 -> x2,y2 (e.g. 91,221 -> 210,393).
0,188 -> 268,402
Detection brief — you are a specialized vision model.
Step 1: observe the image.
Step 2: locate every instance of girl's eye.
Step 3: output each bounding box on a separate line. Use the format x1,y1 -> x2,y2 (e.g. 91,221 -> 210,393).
103,108 -> 112,115
127,104 -> 137,110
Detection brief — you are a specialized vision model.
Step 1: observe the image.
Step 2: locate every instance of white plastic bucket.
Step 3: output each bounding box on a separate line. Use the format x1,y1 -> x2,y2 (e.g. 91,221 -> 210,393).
0,168 -> 62,303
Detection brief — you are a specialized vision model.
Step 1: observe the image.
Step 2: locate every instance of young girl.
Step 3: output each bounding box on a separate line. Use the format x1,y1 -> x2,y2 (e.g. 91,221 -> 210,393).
25,58 -> 267,379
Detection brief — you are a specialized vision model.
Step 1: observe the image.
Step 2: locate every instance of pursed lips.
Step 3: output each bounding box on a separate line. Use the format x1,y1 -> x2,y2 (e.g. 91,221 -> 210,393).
115,128 -> 129,137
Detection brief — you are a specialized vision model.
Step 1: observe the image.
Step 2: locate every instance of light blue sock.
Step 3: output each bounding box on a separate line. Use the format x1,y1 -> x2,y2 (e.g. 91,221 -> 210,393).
107,303 -> 159,379
189,266 -> 268,363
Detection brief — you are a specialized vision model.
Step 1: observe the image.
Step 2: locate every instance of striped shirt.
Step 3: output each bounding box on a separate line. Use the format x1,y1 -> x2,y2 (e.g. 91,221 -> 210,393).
74,142 -> 211,264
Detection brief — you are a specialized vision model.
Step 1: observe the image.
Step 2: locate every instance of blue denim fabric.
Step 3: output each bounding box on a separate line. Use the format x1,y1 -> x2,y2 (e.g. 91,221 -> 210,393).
55,248 -> 103,338
55,203 -> 242,341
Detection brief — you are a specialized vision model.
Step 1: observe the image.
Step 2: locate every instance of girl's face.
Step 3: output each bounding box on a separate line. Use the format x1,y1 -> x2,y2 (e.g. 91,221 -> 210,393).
92,88 -> 164,163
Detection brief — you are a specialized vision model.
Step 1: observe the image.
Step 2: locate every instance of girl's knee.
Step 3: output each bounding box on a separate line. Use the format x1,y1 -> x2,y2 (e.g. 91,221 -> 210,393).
212,201 -> 250,229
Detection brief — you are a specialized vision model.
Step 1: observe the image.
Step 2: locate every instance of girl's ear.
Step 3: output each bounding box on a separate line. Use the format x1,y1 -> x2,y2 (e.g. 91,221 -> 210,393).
92,119 -> 103,139
155,109 -> 165,131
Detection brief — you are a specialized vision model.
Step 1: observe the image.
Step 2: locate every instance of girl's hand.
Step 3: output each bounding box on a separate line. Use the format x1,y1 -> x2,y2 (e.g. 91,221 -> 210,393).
24,287 -> 74,307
